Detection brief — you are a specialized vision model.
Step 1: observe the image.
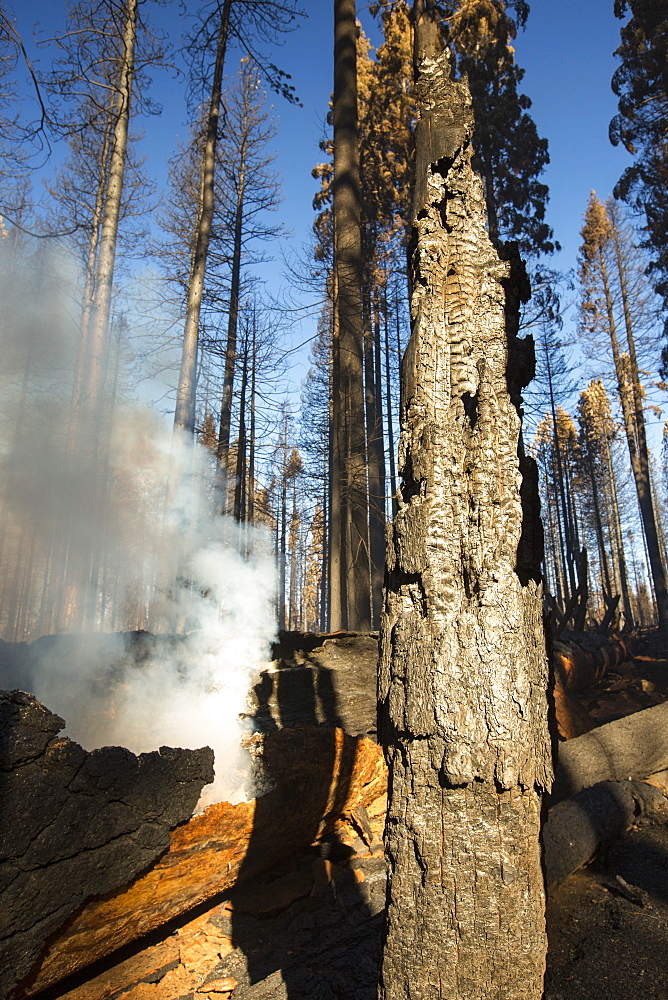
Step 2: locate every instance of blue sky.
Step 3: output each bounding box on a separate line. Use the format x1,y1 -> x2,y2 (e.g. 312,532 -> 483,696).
16,1 -> 635,385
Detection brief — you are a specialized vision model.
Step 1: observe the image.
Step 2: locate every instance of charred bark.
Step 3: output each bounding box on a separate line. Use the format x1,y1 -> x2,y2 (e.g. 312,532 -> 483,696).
378,35 -> 552,1000
0,691 -> 213,1000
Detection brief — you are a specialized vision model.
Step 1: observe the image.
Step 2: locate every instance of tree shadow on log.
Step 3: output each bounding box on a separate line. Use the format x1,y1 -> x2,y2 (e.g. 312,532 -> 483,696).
229,635 -> 376,999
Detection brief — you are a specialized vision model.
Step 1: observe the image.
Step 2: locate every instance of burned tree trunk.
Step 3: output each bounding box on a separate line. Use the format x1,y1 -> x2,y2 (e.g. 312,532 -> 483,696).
331,0 -> 371,631
378,36 -> 553,1000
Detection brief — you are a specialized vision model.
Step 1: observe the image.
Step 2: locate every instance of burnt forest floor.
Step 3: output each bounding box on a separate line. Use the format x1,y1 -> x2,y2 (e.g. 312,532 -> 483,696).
49,628 -> 668,1000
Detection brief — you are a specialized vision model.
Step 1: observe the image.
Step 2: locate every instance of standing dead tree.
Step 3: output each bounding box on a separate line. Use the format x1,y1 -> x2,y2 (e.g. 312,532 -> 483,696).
378,10 -> 553,999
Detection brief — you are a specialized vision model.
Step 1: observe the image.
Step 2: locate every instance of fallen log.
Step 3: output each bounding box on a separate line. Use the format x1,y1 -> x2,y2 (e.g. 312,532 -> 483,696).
18,699 -> 668,997
0,691 -> 214,1000
552,632 -> 632,694
20,726 -> 386,999
553,700 -> 668,800
543,775 -> 668,887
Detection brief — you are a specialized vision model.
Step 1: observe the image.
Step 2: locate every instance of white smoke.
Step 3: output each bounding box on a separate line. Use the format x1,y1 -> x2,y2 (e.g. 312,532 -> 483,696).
0,241 -> 277,807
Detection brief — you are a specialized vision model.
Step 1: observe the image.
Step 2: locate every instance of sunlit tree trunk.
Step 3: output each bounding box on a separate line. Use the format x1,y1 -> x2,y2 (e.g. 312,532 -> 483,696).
174,0 -> 231,437
67,111 -> 113,453
331,0 -> 370,630
604,437 -> 634,625
86,0 -> 137,426
378,10 -> 552,996
383,291 -> 398,509
366,287 -> 385,627
248,330 -> 257,525
234,340 -> 249,522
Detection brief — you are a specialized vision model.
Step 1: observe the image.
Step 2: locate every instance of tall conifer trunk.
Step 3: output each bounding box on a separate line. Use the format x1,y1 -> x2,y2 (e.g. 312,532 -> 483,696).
174,0 -> 232,438
213,150 -> 246,514
331,0 -> 370,630
366,288 -> 385,626
378,8 -> 552,996
597,237 -> 668,632
233,340 -> 249,522
67,112 -> 113,454
87,0 -> 137,426
611,216 -> 668,632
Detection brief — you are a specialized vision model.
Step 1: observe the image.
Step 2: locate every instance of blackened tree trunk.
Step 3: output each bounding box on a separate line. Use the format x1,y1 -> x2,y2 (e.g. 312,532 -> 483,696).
213,150 -> 245,515
248,321 -> 257,524
378,20 -> 552,999
233,339 -> 249,522
366,288 -> 386,627
331,0 -> 370,630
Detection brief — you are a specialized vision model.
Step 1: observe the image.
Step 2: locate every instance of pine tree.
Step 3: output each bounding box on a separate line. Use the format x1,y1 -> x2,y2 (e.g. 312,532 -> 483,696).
579,191 -> 668,632
578,379 -> 634,626
299,313 -> 332,625
211,62 -> 283,516
526,320 -> 580,601
0,5 -> 43,220
610,0 -> 668,352
314,4 -> 414,628
444,0 -> 556,259
173,0 -> 303,439
40,0 -> 163,454
33,0 -> 163,633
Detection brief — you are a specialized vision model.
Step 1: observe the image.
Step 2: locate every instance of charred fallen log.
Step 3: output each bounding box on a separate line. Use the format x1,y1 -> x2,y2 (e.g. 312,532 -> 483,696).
0,690 -> 214,1000
551,632 -> 634,739
253,631 -> 379,737
5,630 -> 665,998
553,631 -> 632,694
19,725 -> 386,998
553,700 -> 668,800
0,629 -> 634,749
11,694 -> 668,997
543,776 -> 668,887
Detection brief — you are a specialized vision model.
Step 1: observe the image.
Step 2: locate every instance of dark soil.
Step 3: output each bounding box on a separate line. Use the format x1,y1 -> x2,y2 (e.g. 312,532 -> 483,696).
545,814 -> 668,999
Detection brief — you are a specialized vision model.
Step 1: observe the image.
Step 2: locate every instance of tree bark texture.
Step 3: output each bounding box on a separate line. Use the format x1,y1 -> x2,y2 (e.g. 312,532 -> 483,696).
378,46 -> 552,1000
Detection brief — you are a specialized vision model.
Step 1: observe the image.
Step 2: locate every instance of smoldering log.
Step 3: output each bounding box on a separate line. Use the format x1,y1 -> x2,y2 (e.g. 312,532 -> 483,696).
0,690 -> 214,1000
255,631 -> 380,737
0,628 -> 636,750
17,724 -> 386,999
7,634 -> 668,998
